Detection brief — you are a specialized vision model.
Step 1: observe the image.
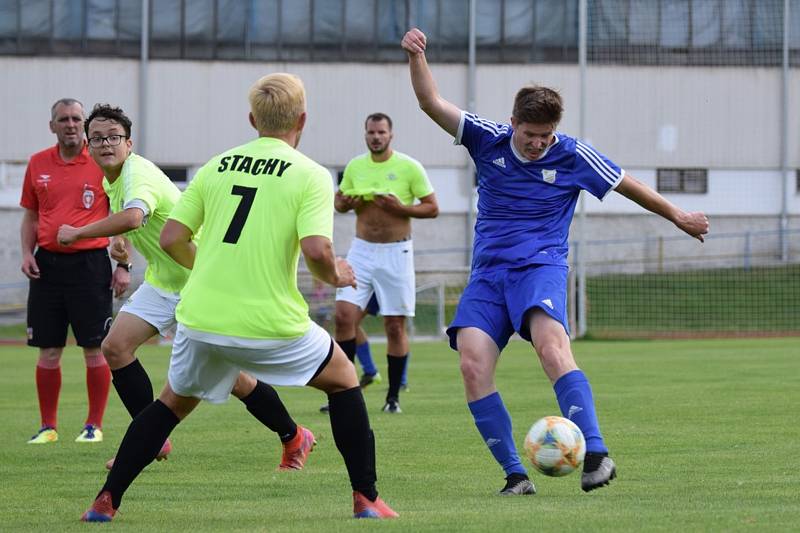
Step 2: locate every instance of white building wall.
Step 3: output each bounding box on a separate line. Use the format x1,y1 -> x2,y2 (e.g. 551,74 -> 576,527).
4,57 -> 799,171
1,56 -> 798,296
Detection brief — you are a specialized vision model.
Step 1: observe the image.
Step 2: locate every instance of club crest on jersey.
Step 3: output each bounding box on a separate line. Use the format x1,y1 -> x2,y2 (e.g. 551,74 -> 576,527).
542,169 -> 557,183
387,173 -> 398,181
82,187 -> 95,209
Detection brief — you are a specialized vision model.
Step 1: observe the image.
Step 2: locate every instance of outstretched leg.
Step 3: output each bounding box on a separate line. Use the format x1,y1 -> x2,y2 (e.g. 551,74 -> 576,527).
528,309 -> 616,492
81,383 -> 200,522
457,327 -> 534,495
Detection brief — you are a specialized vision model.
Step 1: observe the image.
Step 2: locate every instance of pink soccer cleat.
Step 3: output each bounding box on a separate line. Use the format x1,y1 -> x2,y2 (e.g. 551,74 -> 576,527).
278,426 -> 316,470
80,491 -> 116,522
353,491 -> 399,519
105,438 -> 172,470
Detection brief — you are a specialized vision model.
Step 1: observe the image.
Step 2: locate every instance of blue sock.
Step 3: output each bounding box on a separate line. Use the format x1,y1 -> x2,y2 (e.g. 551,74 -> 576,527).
468,392 -> 526,477
400,352 -> 410,386
553,369 -> 608,454
356,340 -> 378,376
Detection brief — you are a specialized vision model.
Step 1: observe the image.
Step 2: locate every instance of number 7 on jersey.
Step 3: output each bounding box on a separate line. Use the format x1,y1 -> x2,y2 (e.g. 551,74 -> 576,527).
223,185 -> 257,244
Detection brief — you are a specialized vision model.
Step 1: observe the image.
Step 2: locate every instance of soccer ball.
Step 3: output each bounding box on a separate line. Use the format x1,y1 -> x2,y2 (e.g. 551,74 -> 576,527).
523,416 -> 586,477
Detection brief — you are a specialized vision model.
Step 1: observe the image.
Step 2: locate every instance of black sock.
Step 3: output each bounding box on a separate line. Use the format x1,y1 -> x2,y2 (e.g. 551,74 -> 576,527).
111,359 -> 154,419
328,386 -> 378,501
239,381 -> 297,442
386,353 -> 408,402
338,338 -> 357,363
102,400 -> 180,509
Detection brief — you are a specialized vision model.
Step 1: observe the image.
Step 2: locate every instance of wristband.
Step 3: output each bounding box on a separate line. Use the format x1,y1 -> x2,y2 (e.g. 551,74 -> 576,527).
116,262 -> 132,272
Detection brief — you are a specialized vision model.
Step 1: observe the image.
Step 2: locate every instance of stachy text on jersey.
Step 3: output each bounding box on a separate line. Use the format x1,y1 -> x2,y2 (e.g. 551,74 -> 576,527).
217,155 -> 292,177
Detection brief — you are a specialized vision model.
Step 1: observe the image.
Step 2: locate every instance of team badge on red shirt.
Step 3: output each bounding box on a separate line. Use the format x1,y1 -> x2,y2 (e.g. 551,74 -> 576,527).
82,185 -> 95,209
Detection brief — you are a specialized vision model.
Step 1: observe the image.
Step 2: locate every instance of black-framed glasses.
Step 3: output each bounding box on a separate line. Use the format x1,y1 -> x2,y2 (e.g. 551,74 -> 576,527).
88,134 -> 127,148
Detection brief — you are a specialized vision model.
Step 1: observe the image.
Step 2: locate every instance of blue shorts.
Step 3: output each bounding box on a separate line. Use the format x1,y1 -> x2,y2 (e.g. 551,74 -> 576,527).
446,264 -> 569,351
364,293 -> 380,316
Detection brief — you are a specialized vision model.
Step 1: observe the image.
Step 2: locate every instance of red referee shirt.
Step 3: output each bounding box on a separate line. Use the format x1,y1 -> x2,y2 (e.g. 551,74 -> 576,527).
20,144 -> 110,252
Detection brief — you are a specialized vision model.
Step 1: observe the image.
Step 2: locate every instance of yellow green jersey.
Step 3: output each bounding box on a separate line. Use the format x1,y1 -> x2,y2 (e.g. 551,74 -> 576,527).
104,153 -> 190,293
339,150 -> 433,204
170,137 -> 334,339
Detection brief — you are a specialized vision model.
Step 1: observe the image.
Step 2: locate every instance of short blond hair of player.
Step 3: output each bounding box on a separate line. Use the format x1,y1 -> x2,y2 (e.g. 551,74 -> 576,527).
248,73 -> 306,134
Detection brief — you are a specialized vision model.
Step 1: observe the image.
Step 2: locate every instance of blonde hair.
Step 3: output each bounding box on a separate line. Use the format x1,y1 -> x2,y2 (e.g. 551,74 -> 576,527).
248,73 -> 306,134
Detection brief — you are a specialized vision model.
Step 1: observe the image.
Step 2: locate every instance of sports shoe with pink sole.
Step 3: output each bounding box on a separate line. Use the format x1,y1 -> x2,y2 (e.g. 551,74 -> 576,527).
278,426 -> 316,470
353,491 -> 399,519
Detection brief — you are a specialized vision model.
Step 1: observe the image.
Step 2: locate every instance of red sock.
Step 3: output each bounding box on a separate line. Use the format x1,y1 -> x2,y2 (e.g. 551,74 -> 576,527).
85,354 -> 111,427
35,365 -> 61,429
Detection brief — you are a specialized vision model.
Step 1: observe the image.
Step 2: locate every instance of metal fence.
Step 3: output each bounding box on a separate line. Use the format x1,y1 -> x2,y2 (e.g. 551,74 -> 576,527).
575,228 -> 800,338
2,229 -> 797,339
296,228 -> 800,340
1,0 -> 798,65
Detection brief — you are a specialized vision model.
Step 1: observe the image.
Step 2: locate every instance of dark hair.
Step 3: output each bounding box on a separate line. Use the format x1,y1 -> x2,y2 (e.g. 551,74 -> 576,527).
50,98 -> 84,120
85,103 -> 133,137
512,86 -> 563,126
365,112 -> 392,130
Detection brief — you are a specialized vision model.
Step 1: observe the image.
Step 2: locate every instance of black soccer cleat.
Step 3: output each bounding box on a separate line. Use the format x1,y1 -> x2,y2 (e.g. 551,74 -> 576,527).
382,397 -> 402,414
581,453 -> 616,492
499,473 -> 536,496
359,372 -> 382,389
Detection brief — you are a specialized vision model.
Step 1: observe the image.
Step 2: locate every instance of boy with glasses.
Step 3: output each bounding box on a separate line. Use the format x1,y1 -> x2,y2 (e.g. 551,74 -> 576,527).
57,104 -> 312,472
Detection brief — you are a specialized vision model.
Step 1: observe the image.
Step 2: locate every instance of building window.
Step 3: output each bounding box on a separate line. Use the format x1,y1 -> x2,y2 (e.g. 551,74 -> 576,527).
161,166 -> 188,183
657,168 -> 707,194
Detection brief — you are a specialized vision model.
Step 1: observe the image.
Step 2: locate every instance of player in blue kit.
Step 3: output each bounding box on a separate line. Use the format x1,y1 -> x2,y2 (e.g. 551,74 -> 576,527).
402,28 -> 709,495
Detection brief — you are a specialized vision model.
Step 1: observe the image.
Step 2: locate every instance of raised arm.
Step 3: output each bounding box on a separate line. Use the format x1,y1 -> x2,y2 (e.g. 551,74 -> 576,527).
401,28 -> 462,137
615,174 -> 709,242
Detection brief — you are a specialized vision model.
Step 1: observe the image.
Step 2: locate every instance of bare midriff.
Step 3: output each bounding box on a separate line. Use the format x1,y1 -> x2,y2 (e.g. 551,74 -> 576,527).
354,202 -> 412,243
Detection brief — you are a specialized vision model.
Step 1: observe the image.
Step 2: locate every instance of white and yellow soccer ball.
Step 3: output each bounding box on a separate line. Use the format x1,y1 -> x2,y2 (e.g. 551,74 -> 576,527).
523,416 -> 586,477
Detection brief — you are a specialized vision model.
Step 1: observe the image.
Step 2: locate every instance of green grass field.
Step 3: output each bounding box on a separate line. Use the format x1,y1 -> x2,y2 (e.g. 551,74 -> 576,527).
586,265 -> 800,335
1,337 -> 798,531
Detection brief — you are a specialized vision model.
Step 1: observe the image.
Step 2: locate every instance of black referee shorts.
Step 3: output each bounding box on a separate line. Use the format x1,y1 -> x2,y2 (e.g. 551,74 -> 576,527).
26,248 -> 113,349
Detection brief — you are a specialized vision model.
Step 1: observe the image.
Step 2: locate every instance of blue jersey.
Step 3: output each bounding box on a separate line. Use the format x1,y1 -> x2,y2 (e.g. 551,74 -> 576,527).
456,112 -> 624,272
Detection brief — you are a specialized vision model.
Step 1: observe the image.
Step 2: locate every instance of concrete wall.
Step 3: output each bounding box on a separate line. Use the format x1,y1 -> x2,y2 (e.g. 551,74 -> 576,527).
3,57 -> 799,169
2,56 -> 799,307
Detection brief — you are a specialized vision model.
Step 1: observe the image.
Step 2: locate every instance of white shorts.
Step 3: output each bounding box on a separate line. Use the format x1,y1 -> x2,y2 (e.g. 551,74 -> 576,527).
119,282 -> 179,337
335,237 -> 415,317
167,322 -> 333,404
